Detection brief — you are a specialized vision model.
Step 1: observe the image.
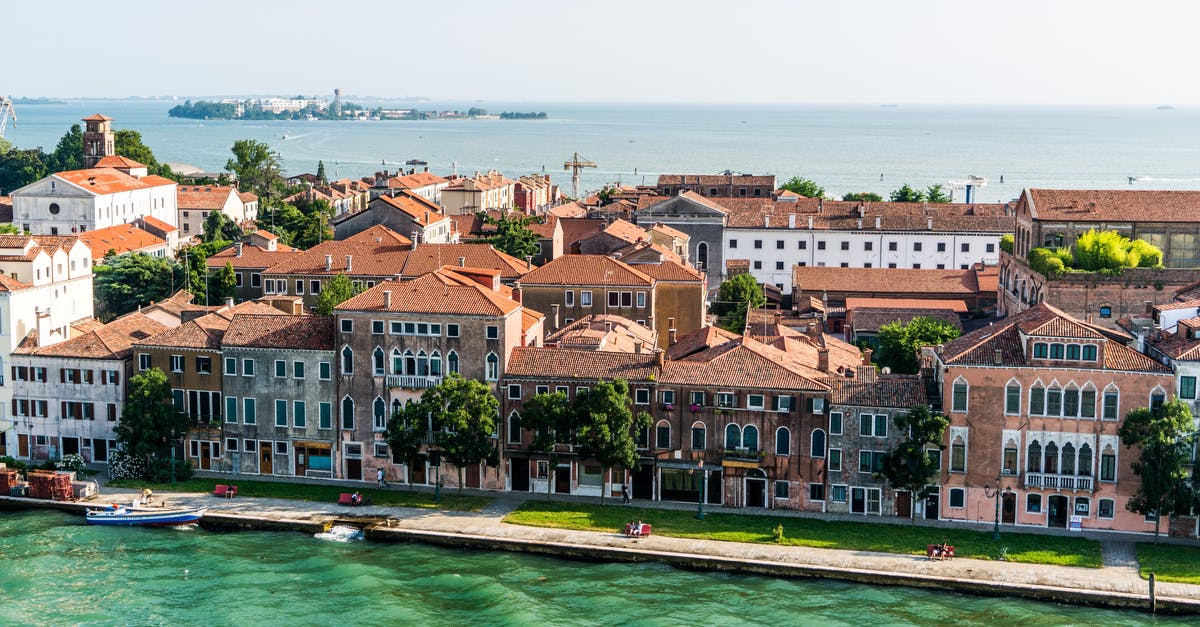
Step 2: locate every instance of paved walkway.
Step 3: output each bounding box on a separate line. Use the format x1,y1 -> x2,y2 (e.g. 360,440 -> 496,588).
92,482 -> 1200,607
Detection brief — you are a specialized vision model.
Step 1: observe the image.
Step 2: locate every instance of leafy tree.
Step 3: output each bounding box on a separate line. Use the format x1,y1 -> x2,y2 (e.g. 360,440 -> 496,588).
0,224 -> 19,235
179,240 -> 228,305
889,184 -> 925,203
202,211 -> 243,243
423,374 -> 499,494
315,273 -> 362,315
114,368 -> 192,480
521,391 -> 575,501
876,316 -> 961,374
780,176 -> 825,199
925,184 -> 951,204
258,195 -> 333,249
0,135 -> 11,154
597,186 -> 618,206
879,406 -> 949,520
1027,247 -> 1067,277
1119,399 -> 1197,542
226,139 -> 285,200
211,262 -> 237,304
0,148 -> 49,192
842,191 -> 883,202
114,129 -> 174,179
316,160 -> 328,184
1073,229 -> 1162,271
386,401 -> 429,486
484,212 -> 541,261
94,252 -> 186,320
712,273 -> 766,333
574,379 -> 652,505
999,234 -> 1014,254
47,124 -> 83,172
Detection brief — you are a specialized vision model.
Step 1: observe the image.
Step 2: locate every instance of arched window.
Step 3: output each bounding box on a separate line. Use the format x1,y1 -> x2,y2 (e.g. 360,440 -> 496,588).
391,348 -> 402,374
1080,383 -> 1097,419
341,346 -> 353,375
725,423 -> 741,449
417,350 -> 429,376
430,351 -> 442,377
743,425 -> 759,451
1063,383 -> 1079,418
1044,442 -> 1059,474
1005,381 -> 1021,414
372,347 -> 385,375
776,427 -> 792,456
951,377 -> 968,412
655,420 -> 670,449
1061,443 -> 1076,475
485,353 -> 499,380
690,421 -> 706,451
696,241 -> 709,270
1027,440 -> 1042,473
341,396 -> 355,430
1078,443 -> 1093,476
1046,384 -> 1063,416
404,350 -> 416,375
373,397 -> 386,430
391,398 -> 402,418
810,428 -> 827,458
447,351 -> 459,374
507,411 -> 522,444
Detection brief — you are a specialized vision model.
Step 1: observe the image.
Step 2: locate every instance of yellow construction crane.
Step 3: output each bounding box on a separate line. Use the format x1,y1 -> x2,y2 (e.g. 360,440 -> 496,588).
0,96 -> 16,139
563,152 -> 596,199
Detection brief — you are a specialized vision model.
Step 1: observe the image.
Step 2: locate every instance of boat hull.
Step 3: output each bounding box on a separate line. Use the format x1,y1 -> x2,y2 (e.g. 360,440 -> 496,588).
86,508 -> 205,527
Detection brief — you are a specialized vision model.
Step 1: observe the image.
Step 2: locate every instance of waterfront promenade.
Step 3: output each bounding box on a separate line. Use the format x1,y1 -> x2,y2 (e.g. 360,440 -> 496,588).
9,477 -> 1200,615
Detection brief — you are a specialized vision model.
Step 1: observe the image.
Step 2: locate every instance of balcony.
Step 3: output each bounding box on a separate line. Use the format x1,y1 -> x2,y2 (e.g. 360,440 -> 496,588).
721,447 -> 762,462
385,375 -> 442,389
1024,472 -> 1093,491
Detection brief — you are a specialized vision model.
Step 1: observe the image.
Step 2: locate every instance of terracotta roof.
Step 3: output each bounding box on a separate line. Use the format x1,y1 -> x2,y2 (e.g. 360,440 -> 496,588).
263,239 -> 412,277
519,254 -> 653,287
139,175 -> 177,187
717,197 -> 1013,231
369,192 -> 445,226
399,244 -> 529,279
53,168 -> 173,195
136,301 -> 284,349
521,308 -> 544,337
506,347 -> 659,381
239,191 -> 258,203
343,224 -> 413,246
793,266 -> 980,296
831,375 -> 927,408
93,155 -> 147,169
1153,299 -> 1200,313
336,270 -> 521,316
636,191 -> 729,215
205,240 -> 300,270
444,172 -> 514,191
559,218 -> 606,246
845,298 -> 968,314
1025,188 -> 1200,224
222,314 -> 334,350
82,114 -> 113,121
177,185 -> 240,210
599,218 -> 647,244
79,224 -> 165,260
548,201 -> 587,218
648,222 -> 688,240
545,314 -> 658,352
657,174 -> 775,187
631,257 -> 704,282
15,311 -> 167,359
389,171 -> 448,189
661,335 -> 830,391
139,215 -> 178,233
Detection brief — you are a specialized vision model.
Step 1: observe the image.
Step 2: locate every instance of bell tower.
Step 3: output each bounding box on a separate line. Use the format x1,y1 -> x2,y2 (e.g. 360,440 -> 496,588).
82,114 -> 115,168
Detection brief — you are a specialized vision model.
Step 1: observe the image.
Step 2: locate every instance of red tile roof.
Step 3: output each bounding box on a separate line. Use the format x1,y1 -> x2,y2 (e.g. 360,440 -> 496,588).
519,255 -> 653,287
506,347 -> 659,381
343,224 -> 413,246
139,215 -> 178,234
177,186 -> 240,210
14,311 -> 167,358
94,155 -> 147,169
205,240 -> 300,270
545,314 -> 658,352
55,168 -> 174,195
222,314 -> 334,350
79,223 -> 166,260
1025,188 -> 1200,224
337,270 -> 521,316
845,298 -> 968,314
371,192 -> 445,226
792,266 -> 981,296
831,374 -> 926,408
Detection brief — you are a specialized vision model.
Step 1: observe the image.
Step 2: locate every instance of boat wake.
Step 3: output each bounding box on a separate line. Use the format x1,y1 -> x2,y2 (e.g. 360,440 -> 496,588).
1130,176 -> 1200,182
315,525 -> 364,542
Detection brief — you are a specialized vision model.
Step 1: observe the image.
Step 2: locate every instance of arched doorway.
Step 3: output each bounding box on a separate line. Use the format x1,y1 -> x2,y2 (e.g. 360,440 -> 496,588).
696,241 -> 709,271
745,468 -> 767,508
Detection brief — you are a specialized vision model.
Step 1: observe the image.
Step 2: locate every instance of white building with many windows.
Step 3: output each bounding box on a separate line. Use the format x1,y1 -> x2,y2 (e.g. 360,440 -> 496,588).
10,160 -> 178,236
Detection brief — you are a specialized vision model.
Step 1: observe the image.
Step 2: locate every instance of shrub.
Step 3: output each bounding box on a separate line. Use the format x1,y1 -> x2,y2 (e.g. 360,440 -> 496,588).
1128,238 -> 1163,267
999,234 -> 1014,254
106,450 -> 146,480
58,453 -> 86,473
1028,247 -> 1065,277
773,523 -> 785,544
0,455 -> 28,476
148,457 -> 193,483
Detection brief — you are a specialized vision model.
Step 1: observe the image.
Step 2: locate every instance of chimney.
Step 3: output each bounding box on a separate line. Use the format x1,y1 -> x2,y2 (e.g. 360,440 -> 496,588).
605,321 -> 613,333
525,255 -> 533,270
235,242 -> 243,257
764,215 -> 770,228
857,218 -> 863,230
818,198 -> 824,214
788,214 -> 796,229
383,290 -> 392,308
927,217 -> 933,230
324,255 -> 332,271
773,311 -> 782,325
669,327 -> 677,346
424,211 -> 430,224
225,297 -> 234,308
411,230 -> 420,248
635,340 -> 643,354
817,347 -> 830,373
511,287 -> 521,303
551,303 -> 560,329
807,216 -> 814,229
345,255 -> 353,272
458,256 -> 466,267
875,216 -> 881,229
863,348 -> 873,365
656,349 -> 665,369
994,349 -> 1003,366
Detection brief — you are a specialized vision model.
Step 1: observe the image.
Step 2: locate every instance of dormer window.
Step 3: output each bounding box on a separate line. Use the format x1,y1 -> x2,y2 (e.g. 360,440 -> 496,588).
1033,342 -> 1048,358
1081,345 -> 1097,360
1066,344 -> 1081,360
1049,343 -> 1065,359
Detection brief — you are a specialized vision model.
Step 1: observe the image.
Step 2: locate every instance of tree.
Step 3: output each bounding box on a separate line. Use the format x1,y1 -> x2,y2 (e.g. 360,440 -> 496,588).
0,224 -> 19,235
521,391 -> 575,501
179,240 -> 228,305
780,176 -> 825,199
226,139 -> 285,200
889,184 -> 925,203
316,160 -> 327,184
1073,229 -> 1162,271
210,262 -> 237,304
1119,399 -> 1197,542
879,406 -> 949,520
114,129 -> 174,179
386,400 -> 429,486
876,316 -> 961,374
0,148 -> 49,193
484,212 -> 541,261
842,191 -> 883,202
202,211 -> 243,243
999,234 -> 1014,254
114,368 -> 192,481
0,135 -> 11,155
574,379 -> 652,505
93,252 -> 187,320
315,273 -> 362,315
925,184 -> 951,204
424,374 -> 499,494
47,124 -> 83,172
712,273 -> 766,333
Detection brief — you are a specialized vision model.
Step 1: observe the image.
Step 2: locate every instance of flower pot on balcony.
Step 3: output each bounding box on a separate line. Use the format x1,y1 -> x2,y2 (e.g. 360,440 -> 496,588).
689,404 -> 701,413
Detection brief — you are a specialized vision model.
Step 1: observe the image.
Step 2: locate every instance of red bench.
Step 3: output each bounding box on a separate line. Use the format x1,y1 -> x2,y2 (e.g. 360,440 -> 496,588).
623,523 -> 652,537
338,493 -> 370,506
926,544 -> 955,560
213,484 -> 238,498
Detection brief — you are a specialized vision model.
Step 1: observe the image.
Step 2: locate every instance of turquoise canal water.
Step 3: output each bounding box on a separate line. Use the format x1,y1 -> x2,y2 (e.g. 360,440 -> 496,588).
0,511 -> 1185,626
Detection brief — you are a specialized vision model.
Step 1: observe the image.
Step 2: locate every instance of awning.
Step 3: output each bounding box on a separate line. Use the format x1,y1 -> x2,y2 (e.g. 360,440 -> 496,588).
657,460 -> 721,470
294,441 -> 332,450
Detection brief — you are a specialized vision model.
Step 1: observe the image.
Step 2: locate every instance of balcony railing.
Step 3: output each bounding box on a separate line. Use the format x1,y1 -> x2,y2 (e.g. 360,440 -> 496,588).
1024,472 -> 1093,491
385,375 -> 442,389
721,447 -> 762,462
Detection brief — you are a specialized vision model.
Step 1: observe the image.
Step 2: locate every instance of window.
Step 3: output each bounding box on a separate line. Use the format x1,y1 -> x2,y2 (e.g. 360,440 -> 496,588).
1074,497 -> 1090,517
275,360 -> 286,378
1182,376 -> 1198,400
659,390 -> 675,405
507,384 -> 521,400
634,388 -> 650,405
691,391 -> 705,407
224,357 -> 237,376
1003,446 -> 1018,474
913,242 -> 922,252
1102,389 -> 1119,420
1098,306 -> 1112,319
655,422 -> 670,448
840,241 -> 849,251
319,402 -> 332,430
828,448 -> 842,471
888,241 -> 897,251
831,485 -> 848,503
293,361 -> 305,379
1101,452 -> 1116,481
251,273 -> 262,288
949,488 -> 965,508
803,482 -> 822,501
311,280 -> 320,294
874,414 -> 888,438
829,412 -> 842,435
580,291 -> 592,307
340,319 -> 353,333
1082,345 -> 1097,360
951,380 -> 968,412
986,243 -> 995,253
636,292 -> 646,308
319,362 -> 331,380
1005,383 -> 1020,414
950,440 -> 966,472
195,356 -> 212,374
1098,498 -> 1114,519
447,323 -> 460,337
564,290 -> 574,307
1050,343 -> 1065,359
1066,344 -> 1081,360
276,441 -> 289,456
225,397 -> 238,424
775,240 -> 784,249
170,355 -> 184,373
448,351 -> 459,374
1030,386 -> 1045,415
798,241 -> 807,250
341,346 -> 353,374
808,428 -> 824,458
717,392 -> 735,408
294,401 -> 306,428
485,353 -> 499,380
775,261 -> 784,270
937,242 -> 946,252
138,354 -> 151,370
728,239 -> 738,249
817,240 -> 826,250
274,399 -> 287,427
1027,493 -> 1042,513
373,347 -> 385,375
372,320 -> 384,334
295,280 -> 305,295
486,325 -> 499,340
691,423 -> 706,450
341,397 -> 354,429
243,359 -> 255,377
535,385 -> 549,396
753,239 -> 762,249
747,394 -> 765,410
743,425 -> 759,450
774,395 -> 791,412
864,241 -> 873,251
858,450 -> 885,473
243,398 -> 256,424
725,423 -> 741,449
374,397 -> 387,431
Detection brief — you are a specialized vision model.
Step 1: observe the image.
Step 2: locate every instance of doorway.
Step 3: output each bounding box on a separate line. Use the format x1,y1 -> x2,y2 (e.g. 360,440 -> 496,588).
1002,492 -> 1017,524
198,442 -> 212,471
511,458 -> 530,492
554,464 -> 571,494
61,437 -> 80,456
632,465 -> 654,500
896,491 -> 912,518
295,447 -> 308,477
924,493 -> 940,520
259,442 -> 273,475
1048,495 -> 1069,527
466,463 -> 481,489
745,470 -> 768,508
18,434 -> 29,458
94,439 -> 108,463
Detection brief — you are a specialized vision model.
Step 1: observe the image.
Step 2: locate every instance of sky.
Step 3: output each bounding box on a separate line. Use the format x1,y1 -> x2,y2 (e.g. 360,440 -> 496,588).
7,0 -> 1200,105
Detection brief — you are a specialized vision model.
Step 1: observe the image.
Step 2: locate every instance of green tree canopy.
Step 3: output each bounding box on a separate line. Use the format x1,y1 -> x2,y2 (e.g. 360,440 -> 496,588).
484,212 -> 541,261
0,148 -> 49,193
114,368 -> 192,480
47,124 -> 83,172
780,176 -> 825,199
315,273 -> 363,315
1073,229 -> 1162,271
925,184 -> 951,204
316,160 -> 327,184
94,252 -> 187,320
574,379 -> 652,505
713,273 -> 766,333
889,184 -> 925,203
386,399 -> 429,477
999,234 -> 1014,254
842,191 -> 883,202
202,211 -> 243,243
879,406 -> 949,519
521,391 -> 575,500
210,261 -> 237,304
179,240 -> 229,305
424,374 -> 500,494
226,139 -> 285,200
876,316 -> 961,374
114,129 -> 174,179
1119,399 -> 1197,541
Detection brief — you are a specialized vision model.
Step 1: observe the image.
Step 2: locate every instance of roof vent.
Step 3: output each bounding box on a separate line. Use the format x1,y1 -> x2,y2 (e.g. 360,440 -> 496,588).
383,290 -> 392,308
325,255 -> 332,271
458,256 -> 466,267
345,255 -> 353,272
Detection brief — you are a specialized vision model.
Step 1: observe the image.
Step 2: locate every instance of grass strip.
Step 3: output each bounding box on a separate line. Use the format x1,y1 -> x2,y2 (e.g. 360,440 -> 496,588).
108,478 -> 490,512
1137,543 -> 1200,584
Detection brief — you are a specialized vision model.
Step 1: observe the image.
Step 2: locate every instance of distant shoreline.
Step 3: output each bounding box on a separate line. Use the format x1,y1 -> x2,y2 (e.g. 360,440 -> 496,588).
168,100 -> 547,122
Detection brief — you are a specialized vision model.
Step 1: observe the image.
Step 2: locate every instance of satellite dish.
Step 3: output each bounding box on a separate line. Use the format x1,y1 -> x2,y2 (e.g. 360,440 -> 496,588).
881,366 -> 892,374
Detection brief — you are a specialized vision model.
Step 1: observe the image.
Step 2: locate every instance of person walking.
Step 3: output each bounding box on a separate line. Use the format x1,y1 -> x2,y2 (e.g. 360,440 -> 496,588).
622,481 -> 631,504
377,468 -> 389,488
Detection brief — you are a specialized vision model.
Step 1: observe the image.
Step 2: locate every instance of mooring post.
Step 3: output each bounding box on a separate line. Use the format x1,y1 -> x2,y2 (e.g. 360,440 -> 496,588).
1149,572 -> 1156,613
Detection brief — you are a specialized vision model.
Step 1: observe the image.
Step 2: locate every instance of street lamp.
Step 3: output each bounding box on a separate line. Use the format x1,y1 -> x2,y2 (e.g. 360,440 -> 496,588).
696,460 -> 706,520
983,479 -> 1012,541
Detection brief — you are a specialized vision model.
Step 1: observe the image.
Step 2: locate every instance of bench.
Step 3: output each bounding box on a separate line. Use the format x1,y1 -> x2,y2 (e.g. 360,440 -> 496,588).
926,544 -> 955,560
213,484 -> 238,498
623,523 -> 652,537
338,493 -> 370,506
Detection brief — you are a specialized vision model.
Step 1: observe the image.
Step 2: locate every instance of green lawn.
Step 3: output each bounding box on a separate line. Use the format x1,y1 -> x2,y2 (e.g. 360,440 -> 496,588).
107,478 -> 491,512
1138,543 -> 1200,584
504,500 -> 1103,568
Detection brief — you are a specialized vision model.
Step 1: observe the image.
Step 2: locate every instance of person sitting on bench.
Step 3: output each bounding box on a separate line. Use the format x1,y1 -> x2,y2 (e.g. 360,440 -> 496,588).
351,492 -> 362,506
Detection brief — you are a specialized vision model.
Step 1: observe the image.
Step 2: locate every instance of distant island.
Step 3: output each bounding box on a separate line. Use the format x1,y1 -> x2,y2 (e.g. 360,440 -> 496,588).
11,97 -> 67,104
168,99 -> 547,121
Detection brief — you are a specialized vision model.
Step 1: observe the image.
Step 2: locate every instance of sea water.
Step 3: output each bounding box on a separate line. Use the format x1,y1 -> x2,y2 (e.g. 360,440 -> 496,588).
7,100 -> 1200,202
0,510 -> 1183,626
